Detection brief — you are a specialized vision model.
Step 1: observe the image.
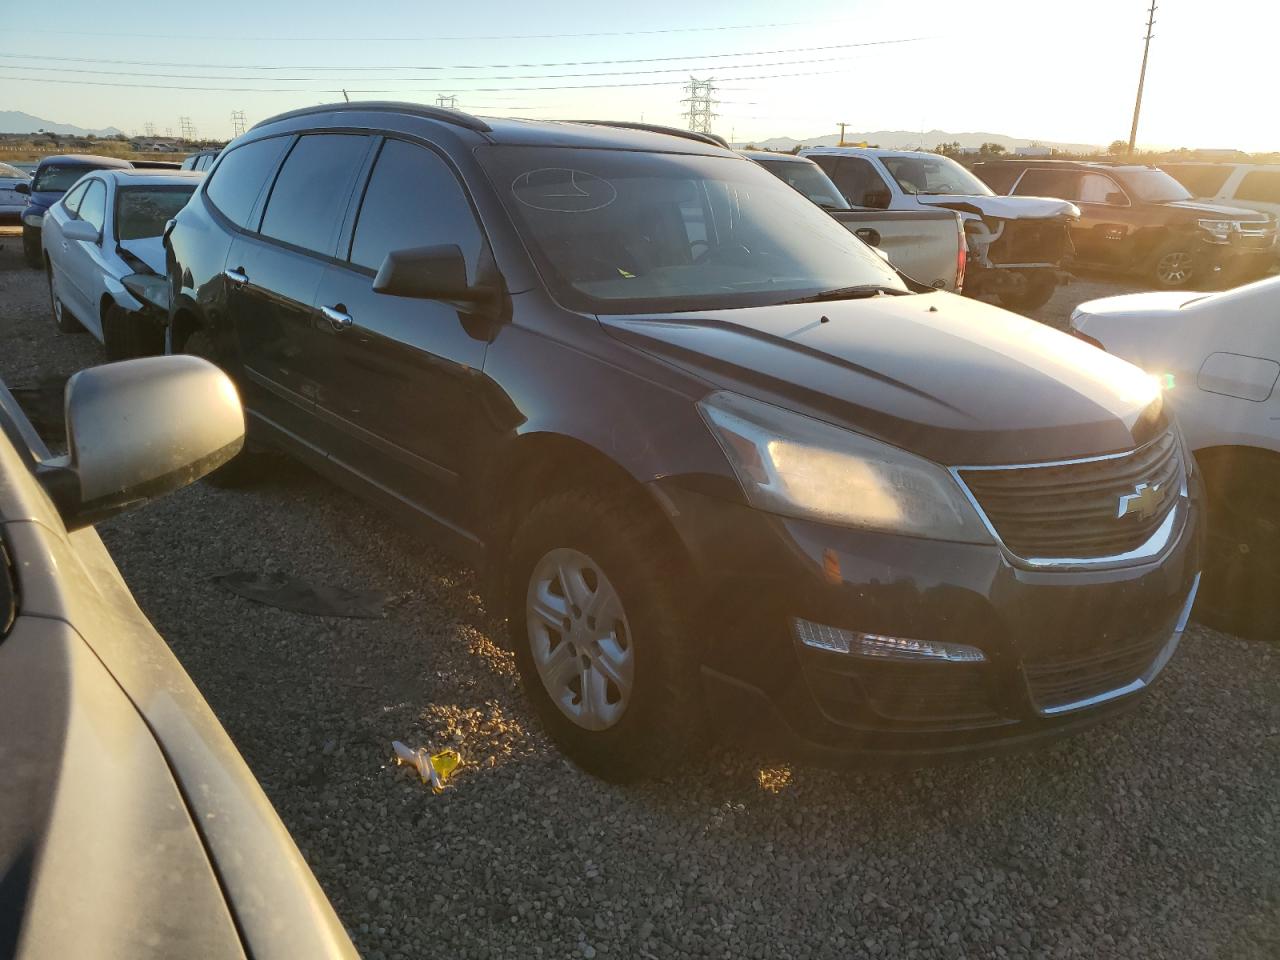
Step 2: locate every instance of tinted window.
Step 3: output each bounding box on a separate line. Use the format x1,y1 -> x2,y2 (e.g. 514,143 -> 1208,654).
1237,171 -> 1280,205
349,138 -> 485,273
180,156 -> 196,170
823,157 -> 892,209
32,164 -> 98,193
61,181 -> 89,213
1014,169 -> 1079,200
77,180 -> 106,233
1164,165 -> 1233,197
754,159 -> 850,210
116,186 -> 197,241
205,136 -> 290,229
261,134 -> 369,255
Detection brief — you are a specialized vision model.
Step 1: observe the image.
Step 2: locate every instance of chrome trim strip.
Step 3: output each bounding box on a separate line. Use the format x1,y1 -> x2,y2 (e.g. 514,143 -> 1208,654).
1037,573 -> 1199,716
949,434 -> 1187,569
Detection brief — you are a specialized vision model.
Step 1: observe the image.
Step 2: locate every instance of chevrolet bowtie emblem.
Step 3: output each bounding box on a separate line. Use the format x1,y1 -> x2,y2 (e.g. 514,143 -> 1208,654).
1117,481 -> 1164,521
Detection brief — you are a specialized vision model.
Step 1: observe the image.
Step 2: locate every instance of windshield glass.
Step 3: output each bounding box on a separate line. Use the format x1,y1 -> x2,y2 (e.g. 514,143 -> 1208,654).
478,146 -> 905,314
753,158 -> 851,210
32,164 -> 98,193
115,185 -> 197,241
0,162 -> 26,180
880,154 -> 994,197
1116,168 -> 1193,203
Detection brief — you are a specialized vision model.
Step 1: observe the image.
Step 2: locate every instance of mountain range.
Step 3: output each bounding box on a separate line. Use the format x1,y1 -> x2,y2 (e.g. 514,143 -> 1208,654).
0,111 -> 125,138
733,129 -> 1101,153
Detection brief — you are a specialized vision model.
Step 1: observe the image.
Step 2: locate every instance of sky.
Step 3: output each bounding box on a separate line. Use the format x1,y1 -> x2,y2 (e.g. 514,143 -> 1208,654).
1,0 -> 1271,150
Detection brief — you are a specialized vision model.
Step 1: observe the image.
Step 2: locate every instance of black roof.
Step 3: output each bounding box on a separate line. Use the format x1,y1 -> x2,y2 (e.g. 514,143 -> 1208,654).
251,101 -> 733,156
35,154 -> 133,170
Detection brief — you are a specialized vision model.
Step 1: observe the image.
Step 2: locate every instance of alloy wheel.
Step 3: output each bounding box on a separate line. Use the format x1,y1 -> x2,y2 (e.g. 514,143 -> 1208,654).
1156,251 -> 1193,286
525,547 -> 634,731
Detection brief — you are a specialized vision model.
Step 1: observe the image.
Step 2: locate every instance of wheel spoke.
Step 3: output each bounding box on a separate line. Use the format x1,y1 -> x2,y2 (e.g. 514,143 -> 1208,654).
592,637 -> 633,695
529,584 -> 569,630
537,636 -> 578,685
558,561 -> 590,611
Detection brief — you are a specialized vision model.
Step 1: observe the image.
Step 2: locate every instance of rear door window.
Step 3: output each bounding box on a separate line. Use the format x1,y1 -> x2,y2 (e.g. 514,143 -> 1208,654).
1013,169 -> 1080,200
77,180 -> 106,233
1236,171 -> 1280,205
261,134 -> 371,256
205,136 -> 290,229
348,138 -> 485,274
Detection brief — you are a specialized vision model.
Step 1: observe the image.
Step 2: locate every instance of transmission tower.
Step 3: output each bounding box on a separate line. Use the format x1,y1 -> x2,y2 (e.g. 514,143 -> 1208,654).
435,94 -> 458,109
231,110 -> 247,137
682,77 -> 718,134
144,121 -> 157,138
1127,0 -> 1157,155
178,116 -> 197,142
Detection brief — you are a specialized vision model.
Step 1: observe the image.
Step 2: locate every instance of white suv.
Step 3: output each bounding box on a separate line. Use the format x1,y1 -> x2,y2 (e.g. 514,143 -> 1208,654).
1163,163 -> 1280,223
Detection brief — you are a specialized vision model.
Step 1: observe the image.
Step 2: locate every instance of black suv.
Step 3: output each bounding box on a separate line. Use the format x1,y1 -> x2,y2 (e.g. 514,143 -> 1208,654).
974,159 -> 1277,288
165,102 -> 1202,779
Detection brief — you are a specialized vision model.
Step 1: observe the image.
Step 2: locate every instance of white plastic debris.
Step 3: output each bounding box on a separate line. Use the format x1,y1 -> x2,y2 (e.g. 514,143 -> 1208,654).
392,741 -> 461,794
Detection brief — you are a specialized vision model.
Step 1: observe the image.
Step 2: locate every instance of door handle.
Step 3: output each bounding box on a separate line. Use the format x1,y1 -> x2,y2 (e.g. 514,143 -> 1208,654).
320,304 -> 353,331
223,267 -> 248,286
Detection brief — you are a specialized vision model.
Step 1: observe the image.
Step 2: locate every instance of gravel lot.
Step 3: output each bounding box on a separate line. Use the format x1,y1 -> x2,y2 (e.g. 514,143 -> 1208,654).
2,225 -> 1277,960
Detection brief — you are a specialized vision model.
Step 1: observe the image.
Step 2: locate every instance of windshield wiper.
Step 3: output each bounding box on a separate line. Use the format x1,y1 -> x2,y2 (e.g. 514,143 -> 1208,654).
776,284 -> 909,305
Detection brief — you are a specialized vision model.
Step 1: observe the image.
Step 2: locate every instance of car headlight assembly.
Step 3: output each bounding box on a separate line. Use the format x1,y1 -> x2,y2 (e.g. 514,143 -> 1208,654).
1197,219 -> 1236,243
698,391 -> 991,542
22,211 -> 43,227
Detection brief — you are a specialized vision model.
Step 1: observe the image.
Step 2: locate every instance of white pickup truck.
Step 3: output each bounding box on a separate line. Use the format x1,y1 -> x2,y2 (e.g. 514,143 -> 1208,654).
742,151 -> 966,294
798,146 -> 1079,311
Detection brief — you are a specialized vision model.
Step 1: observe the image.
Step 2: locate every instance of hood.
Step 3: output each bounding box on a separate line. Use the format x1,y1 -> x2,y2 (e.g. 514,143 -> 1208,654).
1074,290 -> 1203,319
119,236 -> 166,275
917,194 -> 1080,221
1164,198 -> 1272,221
602,292 -> 1166,466
28,192 -> 61,213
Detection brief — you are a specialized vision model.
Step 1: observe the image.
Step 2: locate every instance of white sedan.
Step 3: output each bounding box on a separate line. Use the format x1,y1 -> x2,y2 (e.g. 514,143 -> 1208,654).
0,161 -> 30,219
43,169 -> 200,358
1070,276 -> 1280,638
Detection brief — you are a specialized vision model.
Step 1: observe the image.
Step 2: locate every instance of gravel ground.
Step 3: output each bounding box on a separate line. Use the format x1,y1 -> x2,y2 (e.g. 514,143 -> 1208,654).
3,225 -> 1277,960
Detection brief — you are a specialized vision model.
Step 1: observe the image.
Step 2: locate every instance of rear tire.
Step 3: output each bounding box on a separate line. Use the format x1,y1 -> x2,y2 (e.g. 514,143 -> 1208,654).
1194,450 -> 1280,642
997,271 -> 1057,312
47,267 -> 84,334
182,327 -> 266,487
507,490 -> 702,781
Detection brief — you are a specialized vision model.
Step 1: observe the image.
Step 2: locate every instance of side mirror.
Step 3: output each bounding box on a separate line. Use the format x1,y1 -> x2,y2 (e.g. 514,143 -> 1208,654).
38,356 -> 244,530
61,219 -> 100,243
14,182 -> 30,196
372,244 -> 494,303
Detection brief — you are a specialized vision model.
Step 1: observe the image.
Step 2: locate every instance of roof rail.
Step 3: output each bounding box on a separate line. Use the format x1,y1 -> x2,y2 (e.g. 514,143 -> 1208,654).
575,120 -> 729,150
252,101 -> 491,134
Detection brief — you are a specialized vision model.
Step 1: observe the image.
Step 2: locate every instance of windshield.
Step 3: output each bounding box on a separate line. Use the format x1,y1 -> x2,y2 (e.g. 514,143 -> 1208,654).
478,146 -> 905,314
32,164 -> 97,194
1116,168 -> 1193,203
880,154 -> 994,197
0,162 -> 26,180
115,185 -> 197,241
753,158 -> 851,210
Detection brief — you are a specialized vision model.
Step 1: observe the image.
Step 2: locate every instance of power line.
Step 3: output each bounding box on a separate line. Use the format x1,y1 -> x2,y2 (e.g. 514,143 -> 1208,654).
0,37 -> 926,72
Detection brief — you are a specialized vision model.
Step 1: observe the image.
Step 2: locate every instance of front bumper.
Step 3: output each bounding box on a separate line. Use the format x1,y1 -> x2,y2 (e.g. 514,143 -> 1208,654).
653,478 -> 1202,765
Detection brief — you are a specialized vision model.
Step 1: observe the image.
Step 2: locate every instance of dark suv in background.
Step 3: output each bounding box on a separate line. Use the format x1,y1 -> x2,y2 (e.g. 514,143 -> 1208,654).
164,102 -> 1201,780
974,160 -> 1277,288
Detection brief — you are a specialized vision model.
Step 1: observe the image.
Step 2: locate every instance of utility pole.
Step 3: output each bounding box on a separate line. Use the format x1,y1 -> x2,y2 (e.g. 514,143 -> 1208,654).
837,121 -> 849,146
682,77 -> 718,134
1128,0 -> 1157,156
435,94 -> 458,109
342,88 -> 350,103
230,110 -> 247,138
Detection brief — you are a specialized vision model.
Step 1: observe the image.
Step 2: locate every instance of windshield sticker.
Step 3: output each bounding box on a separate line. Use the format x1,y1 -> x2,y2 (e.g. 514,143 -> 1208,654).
512,168 -> 618,213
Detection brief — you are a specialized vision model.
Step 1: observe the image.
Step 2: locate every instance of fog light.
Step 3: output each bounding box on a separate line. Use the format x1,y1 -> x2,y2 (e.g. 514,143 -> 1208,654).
793,618 -> 985,662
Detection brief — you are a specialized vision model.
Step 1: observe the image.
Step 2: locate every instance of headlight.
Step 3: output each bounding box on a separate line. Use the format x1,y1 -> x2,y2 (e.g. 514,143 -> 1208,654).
1197,219 -> 1236,243
21,211 -> 43,227
697,391 -> 991,542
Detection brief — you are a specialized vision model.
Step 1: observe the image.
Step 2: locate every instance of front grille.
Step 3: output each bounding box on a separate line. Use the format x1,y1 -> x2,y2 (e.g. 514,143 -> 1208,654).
1023,629 -> 1169,712
958,432 -> 1183,561
987,219 -> 1070,265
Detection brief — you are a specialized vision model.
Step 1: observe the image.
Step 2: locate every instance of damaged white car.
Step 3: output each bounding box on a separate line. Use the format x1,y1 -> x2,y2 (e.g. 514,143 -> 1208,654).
801,146 -> 1078,311
42,168 -> 200,358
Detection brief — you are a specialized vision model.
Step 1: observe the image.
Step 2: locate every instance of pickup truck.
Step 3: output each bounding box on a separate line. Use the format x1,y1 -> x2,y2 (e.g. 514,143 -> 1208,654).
742,150 -> 965,294
798,146 -> 1079,311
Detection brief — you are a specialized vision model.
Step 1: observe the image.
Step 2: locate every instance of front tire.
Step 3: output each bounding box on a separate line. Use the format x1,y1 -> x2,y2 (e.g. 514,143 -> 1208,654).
508,490 -> 701,781
1149,240 -> 1197,289
23,226 -> 42,269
